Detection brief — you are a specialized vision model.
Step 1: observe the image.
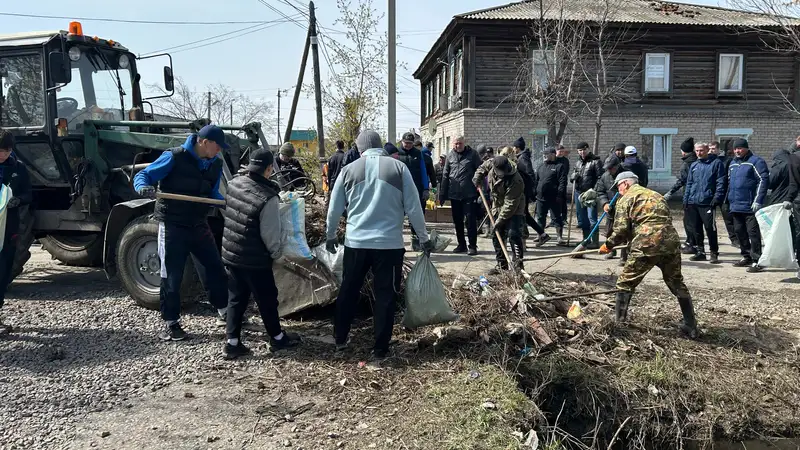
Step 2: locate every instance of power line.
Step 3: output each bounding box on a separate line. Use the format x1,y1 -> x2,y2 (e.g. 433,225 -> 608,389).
141,18 -> 300,56
0,11 -> 275,25
398,44 -> 427,53
255,0 -> 307,30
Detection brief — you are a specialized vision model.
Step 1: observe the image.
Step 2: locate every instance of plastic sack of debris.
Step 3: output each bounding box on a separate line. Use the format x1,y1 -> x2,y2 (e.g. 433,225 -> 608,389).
279,191 -> 313,261
312,244 -> 344,284
403,254 -> 460,329
0,185 -> 11,252
428,229 -> 452,253
756,204 -> 799,270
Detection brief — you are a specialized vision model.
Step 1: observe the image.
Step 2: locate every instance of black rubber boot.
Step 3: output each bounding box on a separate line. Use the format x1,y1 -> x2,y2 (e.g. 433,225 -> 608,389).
614,291 -> 632,323
677,297 -> 699,339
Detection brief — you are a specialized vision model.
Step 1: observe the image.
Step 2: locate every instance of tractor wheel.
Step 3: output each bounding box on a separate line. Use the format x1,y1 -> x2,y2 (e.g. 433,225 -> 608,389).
115,216 -> 203,310
40,233 -> 104,267
11,205 -> 35,281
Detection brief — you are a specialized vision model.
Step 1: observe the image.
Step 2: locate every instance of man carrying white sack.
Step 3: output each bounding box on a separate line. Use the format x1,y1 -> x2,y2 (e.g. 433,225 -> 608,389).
326,129 -> 434,365
0,129 -> 32,335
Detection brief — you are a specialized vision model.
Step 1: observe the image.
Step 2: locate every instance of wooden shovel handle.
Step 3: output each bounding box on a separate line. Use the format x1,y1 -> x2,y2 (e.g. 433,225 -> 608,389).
156,191 -> 226,206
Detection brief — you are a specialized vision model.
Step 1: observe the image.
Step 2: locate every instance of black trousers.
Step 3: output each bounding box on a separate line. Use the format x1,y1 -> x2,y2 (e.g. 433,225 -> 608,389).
450,199 -> 478,248
158,221 -> 227,322
524,199 -> 545,235
0,235 -> 18,308
721,203 -> 738,245
225,265 -> 282,340
334,247 -> 404,353
730,212 -> 762,261
682,205 -> 696,247
561,197 -> 568,223
493,216 -> 524,269
686,205 -> 719,253
536,197 -> 564,229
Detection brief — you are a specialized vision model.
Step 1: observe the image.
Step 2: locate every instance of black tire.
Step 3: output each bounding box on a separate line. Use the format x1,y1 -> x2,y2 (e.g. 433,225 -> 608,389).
11,204 -> 35,281
115,216 -> 203,310
40,233 -> 103,267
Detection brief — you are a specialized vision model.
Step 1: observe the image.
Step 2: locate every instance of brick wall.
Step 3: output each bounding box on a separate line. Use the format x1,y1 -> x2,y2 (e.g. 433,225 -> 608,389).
422,108 -> 800,192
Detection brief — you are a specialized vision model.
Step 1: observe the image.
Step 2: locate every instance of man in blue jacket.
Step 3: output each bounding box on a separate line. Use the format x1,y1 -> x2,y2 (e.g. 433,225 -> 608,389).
683,142 -> 726,264
727,138 -> 769,272
133,125 -> 229,341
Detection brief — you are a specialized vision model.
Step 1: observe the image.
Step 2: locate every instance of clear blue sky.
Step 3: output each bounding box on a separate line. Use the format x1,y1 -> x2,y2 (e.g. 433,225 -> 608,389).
0,0 -> 723,142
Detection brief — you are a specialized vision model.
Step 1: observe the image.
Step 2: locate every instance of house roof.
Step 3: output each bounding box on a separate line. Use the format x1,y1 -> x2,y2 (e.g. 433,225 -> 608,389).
413,0 -> 800,78
456,0 -> 800,26
289,130 -> 317,142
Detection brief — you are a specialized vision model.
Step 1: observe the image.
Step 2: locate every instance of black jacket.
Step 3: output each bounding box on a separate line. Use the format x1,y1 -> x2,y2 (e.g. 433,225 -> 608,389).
667,152 -> 697,196
154,148 -> 223,227
516,149 -> 537,201
396,146 -> 426,194
440,147 -> 482,201
767,149 -> 795,205
536,159 -> 568,201
434,162 -> 444,188
572,153 -> 603,193
623,156 -> 649,188
0,154 -> 31,237
343,147 -> 360,166
595,171 -> 618,213
789,153 -> 800,206
327,149 -> 346,190
221,173 -> 280,269
275,156 -> 306,189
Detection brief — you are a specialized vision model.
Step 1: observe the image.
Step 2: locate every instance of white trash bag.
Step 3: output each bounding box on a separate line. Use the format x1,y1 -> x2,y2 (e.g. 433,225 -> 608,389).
0,185 -> 11,252
312,244 -> 344,284
756,204 -> 799,270
279,191 -> 313,261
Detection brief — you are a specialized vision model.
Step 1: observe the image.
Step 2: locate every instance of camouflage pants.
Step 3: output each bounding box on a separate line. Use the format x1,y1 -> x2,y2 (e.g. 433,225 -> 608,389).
616,249 -> 691,298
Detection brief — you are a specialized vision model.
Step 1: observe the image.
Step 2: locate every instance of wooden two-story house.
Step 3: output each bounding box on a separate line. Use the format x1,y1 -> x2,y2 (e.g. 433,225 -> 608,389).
413,0 -> 800,190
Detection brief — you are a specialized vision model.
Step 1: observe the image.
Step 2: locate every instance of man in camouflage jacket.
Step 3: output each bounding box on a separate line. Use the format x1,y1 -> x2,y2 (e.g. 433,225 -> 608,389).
474,156 -> 526,274
598,171 -> 698,338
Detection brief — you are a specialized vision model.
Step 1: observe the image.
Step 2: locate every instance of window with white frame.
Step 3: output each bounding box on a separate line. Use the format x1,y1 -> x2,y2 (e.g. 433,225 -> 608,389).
434,74 -> 440,111
531,50 -> 554,90
529,131 -> 548,170
441,67 -> 448,107
639,128 -> 677,176
715,128 -> 752,155
449,49 -> 463,108
645,52 -> 670,93
718,53 -> 744,93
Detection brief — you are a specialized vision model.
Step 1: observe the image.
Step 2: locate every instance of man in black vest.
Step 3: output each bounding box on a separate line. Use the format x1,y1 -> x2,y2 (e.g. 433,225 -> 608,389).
134,125 -> 229,341
220,148 -> 301,359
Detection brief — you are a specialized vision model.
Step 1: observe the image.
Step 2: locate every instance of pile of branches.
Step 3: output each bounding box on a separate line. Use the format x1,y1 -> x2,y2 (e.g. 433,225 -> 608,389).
420,271 -> 800,450
305,196 -> 345,248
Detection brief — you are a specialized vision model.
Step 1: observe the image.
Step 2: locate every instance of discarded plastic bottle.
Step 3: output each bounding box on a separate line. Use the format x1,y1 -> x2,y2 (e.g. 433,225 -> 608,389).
478,276 -> 490,296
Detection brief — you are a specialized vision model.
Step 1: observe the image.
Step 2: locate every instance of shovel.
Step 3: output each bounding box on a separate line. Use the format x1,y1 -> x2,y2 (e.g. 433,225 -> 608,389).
156,191 -> 226,206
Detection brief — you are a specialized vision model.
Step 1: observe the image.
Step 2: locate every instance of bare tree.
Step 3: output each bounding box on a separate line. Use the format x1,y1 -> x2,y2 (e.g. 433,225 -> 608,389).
513,0 -> 588,146
727,0 -> 800,115
315,0 -> 397,145
580,0 -> 641,154
147,77 -> 276,134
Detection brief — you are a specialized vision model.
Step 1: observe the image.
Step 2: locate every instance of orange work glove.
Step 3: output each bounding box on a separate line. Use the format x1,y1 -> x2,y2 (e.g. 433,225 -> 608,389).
599,243 -> 612,254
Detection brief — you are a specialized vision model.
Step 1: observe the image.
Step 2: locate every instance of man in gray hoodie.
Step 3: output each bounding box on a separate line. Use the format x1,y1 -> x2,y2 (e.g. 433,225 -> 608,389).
326,130 -> 433,364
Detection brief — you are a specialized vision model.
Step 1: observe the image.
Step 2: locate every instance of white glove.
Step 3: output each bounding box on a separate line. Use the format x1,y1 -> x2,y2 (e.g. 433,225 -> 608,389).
663,192 -> 672,202
752,202 -> 763,212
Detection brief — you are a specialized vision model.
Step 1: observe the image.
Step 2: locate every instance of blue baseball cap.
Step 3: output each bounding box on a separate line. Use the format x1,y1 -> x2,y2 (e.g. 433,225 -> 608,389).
197,125 -> 230,150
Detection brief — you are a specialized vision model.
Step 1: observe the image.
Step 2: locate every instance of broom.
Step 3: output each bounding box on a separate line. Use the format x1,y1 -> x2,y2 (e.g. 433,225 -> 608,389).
572,192 -> 619,253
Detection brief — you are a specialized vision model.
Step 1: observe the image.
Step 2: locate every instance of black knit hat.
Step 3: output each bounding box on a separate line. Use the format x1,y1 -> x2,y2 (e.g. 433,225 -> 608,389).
614,142 -> 626,151
603,155 -> 621,170
680,137 -> 695,154
576,142 -> 590,150
513,137 -> 526,150
476,144 -> 488,155
733,138 -> 749,149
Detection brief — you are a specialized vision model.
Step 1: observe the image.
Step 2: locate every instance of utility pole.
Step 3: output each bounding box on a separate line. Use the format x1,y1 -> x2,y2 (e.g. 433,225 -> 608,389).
284,25 -> 312,144
309,1 -> 326,160
277,89 -> 282,145
229,99 -> 236,125
387,0 -> 396,144
207,91 -> 212,121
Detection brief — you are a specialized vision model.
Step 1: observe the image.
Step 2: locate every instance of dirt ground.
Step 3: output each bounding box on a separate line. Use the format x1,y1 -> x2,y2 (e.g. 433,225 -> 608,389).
3,211 -> 800,450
